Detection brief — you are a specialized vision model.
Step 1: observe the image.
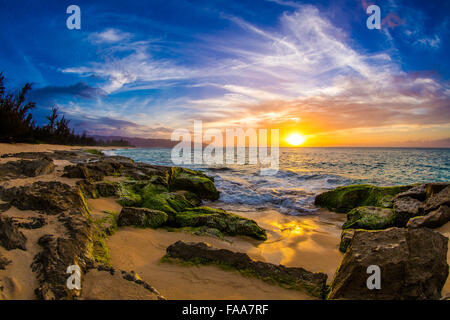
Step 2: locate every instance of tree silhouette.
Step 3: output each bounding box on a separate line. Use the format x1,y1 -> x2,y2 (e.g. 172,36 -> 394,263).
0,72 -> 131,147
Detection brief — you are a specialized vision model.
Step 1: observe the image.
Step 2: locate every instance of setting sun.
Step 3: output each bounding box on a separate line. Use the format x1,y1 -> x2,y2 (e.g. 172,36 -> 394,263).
286,133 -> 306,146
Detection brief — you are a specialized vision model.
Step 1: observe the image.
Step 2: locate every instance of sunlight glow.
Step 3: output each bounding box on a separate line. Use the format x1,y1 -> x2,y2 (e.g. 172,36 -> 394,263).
286,133 -> 306,146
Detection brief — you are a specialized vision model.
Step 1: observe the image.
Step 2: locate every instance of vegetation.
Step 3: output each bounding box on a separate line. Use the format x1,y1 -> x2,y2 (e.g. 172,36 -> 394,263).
314,184 -> 412,213
0,73 -> 131,147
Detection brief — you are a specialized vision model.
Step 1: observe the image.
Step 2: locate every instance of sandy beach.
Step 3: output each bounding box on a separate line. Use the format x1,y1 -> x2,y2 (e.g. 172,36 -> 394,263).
0,143 -> 121,156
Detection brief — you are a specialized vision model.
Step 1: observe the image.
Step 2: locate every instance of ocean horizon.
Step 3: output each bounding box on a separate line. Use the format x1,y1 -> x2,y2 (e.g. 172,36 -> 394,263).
107,147 -> 450,215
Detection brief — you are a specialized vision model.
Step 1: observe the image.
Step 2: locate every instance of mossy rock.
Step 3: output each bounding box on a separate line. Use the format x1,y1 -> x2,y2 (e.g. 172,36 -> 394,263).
175,207 -> 267,240
342,206 -> 396,230
315,184 -> 412,213
169,167 -> 219,200
141,191 -> 194,218
116,182 -> 143,207
118,207 -> 168,228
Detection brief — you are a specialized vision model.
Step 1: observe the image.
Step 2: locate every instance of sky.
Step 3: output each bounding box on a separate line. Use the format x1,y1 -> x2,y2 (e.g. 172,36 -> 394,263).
0,0 -> 449,147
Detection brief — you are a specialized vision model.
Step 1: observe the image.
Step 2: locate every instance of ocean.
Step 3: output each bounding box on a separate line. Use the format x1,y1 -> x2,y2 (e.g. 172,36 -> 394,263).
105,147 -> 450,215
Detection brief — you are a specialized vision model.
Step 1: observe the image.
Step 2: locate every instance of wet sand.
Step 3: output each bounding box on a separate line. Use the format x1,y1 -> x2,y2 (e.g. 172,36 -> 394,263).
106,198 -> 346,300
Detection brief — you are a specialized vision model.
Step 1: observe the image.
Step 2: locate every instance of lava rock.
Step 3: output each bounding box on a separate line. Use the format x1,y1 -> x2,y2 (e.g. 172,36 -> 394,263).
118,207 -> 168,228
329,227 -> 448,300
0,216 -> 27,250
407,205 -> 450,229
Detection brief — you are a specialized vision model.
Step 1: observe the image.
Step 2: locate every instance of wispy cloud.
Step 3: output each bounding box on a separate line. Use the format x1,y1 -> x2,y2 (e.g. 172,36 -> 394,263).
56,4 -> 449,144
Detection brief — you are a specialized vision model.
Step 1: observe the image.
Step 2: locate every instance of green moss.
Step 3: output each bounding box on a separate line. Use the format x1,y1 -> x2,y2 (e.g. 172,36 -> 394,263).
91,234 -> 111,267
174,207 -> 267,240
78,188 -> 92,218
169,167 -> 219,200
81,193 -> 112,268
342,206 -> 396,230
141,191 -> 194,217
142,210 -> 168,228
85,149 -> 104,156
116,182 -> 142,207
315,184 -> 412,213
95,210 -> 119,235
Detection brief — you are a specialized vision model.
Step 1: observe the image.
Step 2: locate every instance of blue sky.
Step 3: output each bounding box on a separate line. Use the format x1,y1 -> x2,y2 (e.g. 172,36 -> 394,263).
0,0 -> 449,146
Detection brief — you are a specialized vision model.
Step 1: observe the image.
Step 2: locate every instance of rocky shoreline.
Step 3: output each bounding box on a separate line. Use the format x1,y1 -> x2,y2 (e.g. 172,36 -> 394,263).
0,149 -> 448,300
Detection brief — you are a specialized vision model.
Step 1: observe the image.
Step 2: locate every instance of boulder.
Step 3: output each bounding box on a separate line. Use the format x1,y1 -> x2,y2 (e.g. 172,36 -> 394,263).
314,184 -> 412,213
169,167 -> 219,200
423,186 -> 450,213
342,206 -> 396,230
166,241 -> 328,298
174,207 -> 267,240
63,158 -> 170,182
0,216 -> 27,250
329,227 -> 449,300
394,184 -> 427,201
0,157 -> 54,179
426,183 -> 449,198
118,207 -> 168,228
78,180 -> 119,199
32,232 -> 93,300
393,196 -> 423,226
407,205 -> 450,229
141,191 -> 194,219
0,181 -> 88,215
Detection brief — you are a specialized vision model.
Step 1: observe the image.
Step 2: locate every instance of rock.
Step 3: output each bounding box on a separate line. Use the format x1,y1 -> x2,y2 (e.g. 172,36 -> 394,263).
169,167 -> 219,200
118,207 -> 168,228
423,186 -> 450,213
0,216 -> 27,250
393,196 -> 423,226
0,253 -> 11,270
63,157 -> 170,182
31,232 -> 93,300
329,227 -> 449,300
426,183 -> 449,198
166,241 -> 328,298
343,206 -> 396,230
177,190 -> 203,207
15,216 -> 46,229
394,184 -> 427,201
339,229 -> 355,253
0,202 -> 11,212
141,191 -> 194,219
315,184 -> 412,213
0,181 -> 88,215
0,157 -> 54,179
174,207 -> 267,240
407,205 -> 450,229
78,180 -> 119,199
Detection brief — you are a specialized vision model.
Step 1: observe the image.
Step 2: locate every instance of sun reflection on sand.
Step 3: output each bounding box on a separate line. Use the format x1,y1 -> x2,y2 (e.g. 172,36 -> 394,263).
238,209 -> 345,276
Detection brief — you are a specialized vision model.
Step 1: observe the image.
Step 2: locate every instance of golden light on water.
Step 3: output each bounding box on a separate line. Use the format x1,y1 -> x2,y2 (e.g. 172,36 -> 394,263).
286,133 -> 306,146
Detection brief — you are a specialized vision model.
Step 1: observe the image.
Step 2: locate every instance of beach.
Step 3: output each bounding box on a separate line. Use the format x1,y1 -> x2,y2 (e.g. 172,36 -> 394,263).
0,143 -> 449,300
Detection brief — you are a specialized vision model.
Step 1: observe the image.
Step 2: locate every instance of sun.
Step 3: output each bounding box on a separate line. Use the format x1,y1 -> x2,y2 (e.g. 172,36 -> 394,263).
286,133 -> 306,146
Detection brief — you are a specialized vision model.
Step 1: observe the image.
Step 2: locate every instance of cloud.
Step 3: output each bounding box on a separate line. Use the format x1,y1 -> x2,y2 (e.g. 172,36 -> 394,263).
31,82 -> 106,100
89,28 -> 132,44
57,4 -> 449,144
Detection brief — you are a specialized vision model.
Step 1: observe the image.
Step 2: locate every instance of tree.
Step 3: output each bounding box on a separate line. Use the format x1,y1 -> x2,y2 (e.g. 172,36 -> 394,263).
0,73 -> 36,142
